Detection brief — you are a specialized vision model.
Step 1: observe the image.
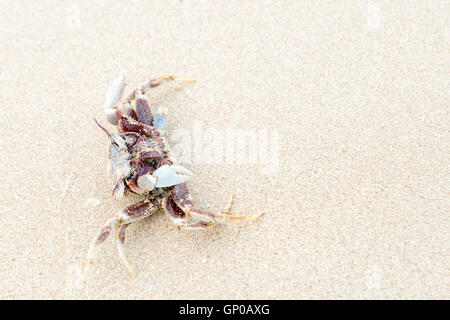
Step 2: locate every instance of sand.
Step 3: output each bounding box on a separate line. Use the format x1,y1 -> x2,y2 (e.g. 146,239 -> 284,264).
0,0 -> 448,299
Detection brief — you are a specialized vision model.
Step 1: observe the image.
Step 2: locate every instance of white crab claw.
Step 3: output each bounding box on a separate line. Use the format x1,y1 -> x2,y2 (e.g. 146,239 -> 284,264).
105,108 -> 119,125
136,165 -> 193,192
105,73 -> 126,108
104,73 -> 126,125
153,165 -> 193,188
137,174 -> 157,192
169,165 -> 193,176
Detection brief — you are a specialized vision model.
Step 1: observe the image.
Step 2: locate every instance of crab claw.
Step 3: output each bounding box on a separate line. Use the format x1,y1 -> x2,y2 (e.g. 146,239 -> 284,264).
104,108 -> 119,125
154,165 -> 193,188
136,174 -> 157,192
137,165 -> 193,191
104,73 -> 126,125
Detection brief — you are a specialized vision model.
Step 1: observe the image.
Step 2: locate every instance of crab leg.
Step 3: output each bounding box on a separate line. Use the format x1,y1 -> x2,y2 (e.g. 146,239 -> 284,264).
171,184 -> 264,225
116,223 -> 135,276
82,217 -> 117,281
135,91 -> 153,126
177,221 -> 217,230
172,193 -> 236,229
82,199 -> 160,281
163,195 -> 217,230
221,193 -> 234,215
125,75 -> 195,102
189,209 -> 264,223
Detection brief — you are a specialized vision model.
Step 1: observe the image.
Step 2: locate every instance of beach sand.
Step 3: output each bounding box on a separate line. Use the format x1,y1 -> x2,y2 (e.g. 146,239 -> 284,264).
0,0 -> 448,299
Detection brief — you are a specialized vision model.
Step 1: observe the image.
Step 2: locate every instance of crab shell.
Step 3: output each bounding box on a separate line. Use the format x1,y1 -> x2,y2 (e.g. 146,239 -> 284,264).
108,131 -> 192,198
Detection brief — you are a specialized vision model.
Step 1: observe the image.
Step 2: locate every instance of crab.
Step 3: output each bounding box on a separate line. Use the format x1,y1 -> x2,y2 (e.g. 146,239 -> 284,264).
83,74 -> 264,279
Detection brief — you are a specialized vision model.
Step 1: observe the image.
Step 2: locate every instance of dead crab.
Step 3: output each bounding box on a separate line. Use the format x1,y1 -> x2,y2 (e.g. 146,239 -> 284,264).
83,74 -> 263,279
